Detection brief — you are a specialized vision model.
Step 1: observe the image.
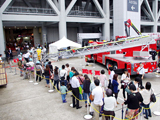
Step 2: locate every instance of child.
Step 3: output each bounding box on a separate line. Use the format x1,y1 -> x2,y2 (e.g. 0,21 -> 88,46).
60,82 -> 67,103
17,57 -> 23,77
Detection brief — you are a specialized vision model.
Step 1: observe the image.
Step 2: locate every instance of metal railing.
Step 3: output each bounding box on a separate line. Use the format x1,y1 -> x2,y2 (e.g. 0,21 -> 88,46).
68,6 -> 101,18
4,6 -> 57,16
141,16 -> 152,21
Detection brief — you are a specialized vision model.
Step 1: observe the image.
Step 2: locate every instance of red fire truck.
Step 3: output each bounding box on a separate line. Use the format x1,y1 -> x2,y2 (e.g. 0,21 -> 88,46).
85,20 -> 160,75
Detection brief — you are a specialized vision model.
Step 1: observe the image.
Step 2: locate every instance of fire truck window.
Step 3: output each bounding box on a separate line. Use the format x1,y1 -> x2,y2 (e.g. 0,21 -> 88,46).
157,40 -> 160,50
111,51 -> 115,54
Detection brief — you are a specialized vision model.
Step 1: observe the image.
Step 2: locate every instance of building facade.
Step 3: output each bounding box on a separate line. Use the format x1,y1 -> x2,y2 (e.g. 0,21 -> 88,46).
0,0 -> 160,56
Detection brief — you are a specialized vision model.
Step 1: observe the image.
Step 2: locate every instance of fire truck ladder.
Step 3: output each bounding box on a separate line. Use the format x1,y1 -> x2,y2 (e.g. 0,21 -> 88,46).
42,35 -> 154,61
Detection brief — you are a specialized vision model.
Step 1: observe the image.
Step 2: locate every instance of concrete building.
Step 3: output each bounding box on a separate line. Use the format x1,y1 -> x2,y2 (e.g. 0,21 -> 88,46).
0,0 -> 160,56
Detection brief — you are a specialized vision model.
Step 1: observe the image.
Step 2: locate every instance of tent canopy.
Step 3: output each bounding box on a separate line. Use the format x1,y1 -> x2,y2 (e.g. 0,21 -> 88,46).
49,37 -> 81,53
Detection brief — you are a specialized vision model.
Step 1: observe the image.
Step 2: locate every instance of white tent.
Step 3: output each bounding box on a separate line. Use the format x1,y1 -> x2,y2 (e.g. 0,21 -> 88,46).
49,37 -> 81,54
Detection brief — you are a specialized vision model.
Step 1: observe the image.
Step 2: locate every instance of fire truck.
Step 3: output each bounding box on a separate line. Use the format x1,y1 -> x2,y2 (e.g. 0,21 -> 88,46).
85,20 -> 160,75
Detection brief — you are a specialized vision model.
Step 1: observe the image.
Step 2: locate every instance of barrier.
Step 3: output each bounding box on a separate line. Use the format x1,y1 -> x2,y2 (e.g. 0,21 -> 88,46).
48,80 -> 54,93
28,71 -> 34,83
6,65 -> 160,120
9,61 -> 13,73
13,59 -> 17,75
83,96 -> 92,119
33,69 -> 38,85
153,95 -> 160,116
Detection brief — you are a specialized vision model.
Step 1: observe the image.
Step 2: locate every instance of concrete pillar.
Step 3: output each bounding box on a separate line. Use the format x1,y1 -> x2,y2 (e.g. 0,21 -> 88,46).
113,0 -> 140,37
103,0 -> 110,41
78,23 -> 83,33
33,28 -> 41,47
41,23 -> 47,46
0,16 -> 5,57
59,0 -> 67,39
152,0 -> 158,33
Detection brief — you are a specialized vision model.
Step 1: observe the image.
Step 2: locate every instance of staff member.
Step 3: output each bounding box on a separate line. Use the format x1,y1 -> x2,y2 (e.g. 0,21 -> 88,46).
70,72 -> 82,109
137,62 -> 145,87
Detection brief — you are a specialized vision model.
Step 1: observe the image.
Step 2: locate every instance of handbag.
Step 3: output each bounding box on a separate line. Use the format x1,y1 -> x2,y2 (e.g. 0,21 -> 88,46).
79,86 -> 83,94
67,84 -> 72,90
89,93 -> 94,101
150,89 -> 156,102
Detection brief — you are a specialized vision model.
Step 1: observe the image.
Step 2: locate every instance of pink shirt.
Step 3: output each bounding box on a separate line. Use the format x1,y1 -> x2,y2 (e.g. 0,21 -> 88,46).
100,74 -> 107,87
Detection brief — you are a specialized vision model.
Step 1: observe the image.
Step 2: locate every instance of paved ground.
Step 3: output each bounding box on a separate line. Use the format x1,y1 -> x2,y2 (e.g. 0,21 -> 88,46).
0,57 -> 160,120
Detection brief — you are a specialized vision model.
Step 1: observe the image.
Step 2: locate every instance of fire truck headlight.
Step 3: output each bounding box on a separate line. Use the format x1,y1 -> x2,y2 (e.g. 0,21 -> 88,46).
151,63 -> 153,65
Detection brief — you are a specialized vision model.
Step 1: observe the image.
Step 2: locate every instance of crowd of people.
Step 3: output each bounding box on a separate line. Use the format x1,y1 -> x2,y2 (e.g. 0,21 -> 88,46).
9,45 -> 155,120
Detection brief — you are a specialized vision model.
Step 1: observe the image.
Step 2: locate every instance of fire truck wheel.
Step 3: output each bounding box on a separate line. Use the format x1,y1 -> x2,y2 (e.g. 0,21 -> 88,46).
113,63 -> 118,70
106,60 -> 111,70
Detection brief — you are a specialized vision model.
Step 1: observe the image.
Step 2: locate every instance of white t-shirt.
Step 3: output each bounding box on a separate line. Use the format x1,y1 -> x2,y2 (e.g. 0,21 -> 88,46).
121,74 -> 129,83
103,97 -> 117,111
109,71 -> 115,82
60,69 -> 67,80
140,89 -> 152,105
137,67 -> 145,75
65,67 -> 71,75
92,86 -> 103,105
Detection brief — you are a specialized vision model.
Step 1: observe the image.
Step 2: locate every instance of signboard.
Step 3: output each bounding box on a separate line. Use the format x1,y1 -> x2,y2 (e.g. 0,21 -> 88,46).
127,0 -> 138,12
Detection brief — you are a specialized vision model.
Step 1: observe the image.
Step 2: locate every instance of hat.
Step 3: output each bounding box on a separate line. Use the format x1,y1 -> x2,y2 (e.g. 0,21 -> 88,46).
105,89 -> 112,96
40,47 -> 42,49
124,69 -> 128,72
36,61 -> 40,64
19,57 -> 22,61
29,58 -> 32,61
20,53 -> 22,55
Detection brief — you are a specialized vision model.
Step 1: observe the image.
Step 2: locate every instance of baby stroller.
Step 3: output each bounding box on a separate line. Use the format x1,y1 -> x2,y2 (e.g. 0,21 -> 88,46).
23,64 -> 34,80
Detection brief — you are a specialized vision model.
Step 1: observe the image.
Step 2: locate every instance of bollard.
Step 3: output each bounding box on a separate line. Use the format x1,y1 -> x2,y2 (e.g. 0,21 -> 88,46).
29,71 -> 33,83
33,69 -> 38,85
70,94 -> 73,107
48,80 -> 54,93
153,97 -> 160,115
84,97 -> 92,119
14,67 -> 17,75
140,107 -> 143,120
9,61 -> 13,73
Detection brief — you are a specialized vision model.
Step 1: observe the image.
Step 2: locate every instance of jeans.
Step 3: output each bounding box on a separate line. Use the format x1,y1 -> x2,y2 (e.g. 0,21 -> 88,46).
54,80 -> 59,90
141,103 -> 151,119
61,94 -> 66,101
83,92 -> 91,104
45,76 -> 50,84
79,84 -> 83,100
20,68 -> 22,74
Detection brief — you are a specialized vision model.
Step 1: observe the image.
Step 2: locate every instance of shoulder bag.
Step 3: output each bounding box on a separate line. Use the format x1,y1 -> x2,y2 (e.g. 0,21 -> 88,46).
150,89 -> 156,102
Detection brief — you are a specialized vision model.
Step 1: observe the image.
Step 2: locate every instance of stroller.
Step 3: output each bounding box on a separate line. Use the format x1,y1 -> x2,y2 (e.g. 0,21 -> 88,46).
23,64 -> 34,80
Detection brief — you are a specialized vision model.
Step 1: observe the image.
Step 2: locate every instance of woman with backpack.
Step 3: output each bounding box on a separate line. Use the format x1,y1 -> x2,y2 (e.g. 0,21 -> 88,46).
140,82 -> 152,119
124,84 -> 143,120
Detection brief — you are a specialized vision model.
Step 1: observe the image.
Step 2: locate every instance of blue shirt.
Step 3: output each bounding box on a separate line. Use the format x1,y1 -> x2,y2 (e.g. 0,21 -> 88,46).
60,86 -> 67,94
112,79 -> 119,93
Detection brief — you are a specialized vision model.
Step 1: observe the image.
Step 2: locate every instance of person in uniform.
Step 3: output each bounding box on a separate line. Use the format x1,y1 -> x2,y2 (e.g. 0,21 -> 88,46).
137,62 -> 145,87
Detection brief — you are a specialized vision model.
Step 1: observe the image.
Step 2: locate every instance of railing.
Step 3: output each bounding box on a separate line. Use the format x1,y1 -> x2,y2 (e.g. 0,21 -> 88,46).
141,16 -> 152,21
68,6 -> 101,18
4,6 -> 57,16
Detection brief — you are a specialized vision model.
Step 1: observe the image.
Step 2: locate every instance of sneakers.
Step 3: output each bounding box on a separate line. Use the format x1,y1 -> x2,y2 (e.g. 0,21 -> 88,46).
63,99 -> 67,103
